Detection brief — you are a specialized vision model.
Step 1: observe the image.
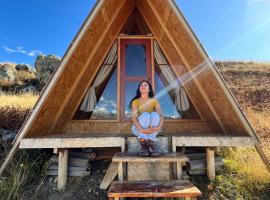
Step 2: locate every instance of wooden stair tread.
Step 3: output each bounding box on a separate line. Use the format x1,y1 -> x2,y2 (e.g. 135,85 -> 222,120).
112,152 -> 189,163
108,180 -> 202,198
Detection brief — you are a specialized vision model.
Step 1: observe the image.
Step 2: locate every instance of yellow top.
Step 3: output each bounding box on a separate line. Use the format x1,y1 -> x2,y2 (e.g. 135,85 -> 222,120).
132,98 -> 158,115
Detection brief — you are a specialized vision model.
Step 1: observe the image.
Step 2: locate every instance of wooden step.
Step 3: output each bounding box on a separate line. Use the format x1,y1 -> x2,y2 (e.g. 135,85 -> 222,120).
108,180 -> 202,199
112,152 -> 189,163
113,152 -> 189,181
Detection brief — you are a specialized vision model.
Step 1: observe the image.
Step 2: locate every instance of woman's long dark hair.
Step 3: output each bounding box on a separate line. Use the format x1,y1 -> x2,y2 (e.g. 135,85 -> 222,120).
129,80 -> 155,108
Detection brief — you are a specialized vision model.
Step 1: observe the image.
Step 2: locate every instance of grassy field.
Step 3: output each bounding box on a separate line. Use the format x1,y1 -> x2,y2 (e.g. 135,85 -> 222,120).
0,61 -> 270,199
0,92 -> 38,109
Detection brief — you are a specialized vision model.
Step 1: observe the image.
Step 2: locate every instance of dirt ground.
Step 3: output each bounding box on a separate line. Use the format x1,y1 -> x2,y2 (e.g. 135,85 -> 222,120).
22,160 -> 110,200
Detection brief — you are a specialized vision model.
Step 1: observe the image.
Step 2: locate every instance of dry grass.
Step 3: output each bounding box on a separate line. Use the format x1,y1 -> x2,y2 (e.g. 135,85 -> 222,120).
0,92 -> 38,131
223,147 -> 270,183
0,92 -> 38,109
245,108 -> 270,139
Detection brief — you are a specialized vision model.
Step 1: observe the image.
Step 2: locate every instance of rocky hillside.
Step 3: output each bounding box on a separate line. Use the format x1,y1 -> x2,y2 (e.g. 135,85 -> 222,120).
216,61 -> 270,112
0,54 -> 61,92
35,55 -> 61,86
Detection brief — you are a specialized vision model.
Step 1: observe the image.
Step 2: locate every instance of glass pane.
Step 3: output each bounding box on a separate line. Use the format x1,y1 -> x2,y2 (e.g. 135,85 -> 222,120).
125,81 -> 141,118
90,68 -> 117,120
125,44 -> 146,76
154,71 -> 181,119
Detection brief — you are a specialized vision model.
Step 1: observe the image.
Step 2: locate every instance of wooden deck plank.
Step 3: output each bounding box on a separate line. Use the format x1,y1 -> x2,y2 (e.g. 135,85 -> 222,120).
112,152 -> 189,163
172,136 -> 256,147
19,137 -> 125,149
108,180 -> 201,198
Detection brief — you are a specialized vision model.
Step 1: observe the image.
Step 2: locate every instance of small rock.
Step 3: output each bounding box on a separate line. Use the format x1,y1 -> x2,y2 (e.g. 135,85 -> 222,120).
21,85 -> 37,93
0,129 -> 4,136
2,130 -> 16,142
83,148 -> 94,153
53,177 -> 58,184
48,177 -> 54,186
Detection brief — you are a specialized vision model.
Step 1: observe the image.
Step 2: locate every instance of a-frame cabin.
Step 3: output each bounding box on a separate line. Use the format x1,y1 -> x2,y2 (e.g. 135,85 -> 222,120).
1,0 -> 269,196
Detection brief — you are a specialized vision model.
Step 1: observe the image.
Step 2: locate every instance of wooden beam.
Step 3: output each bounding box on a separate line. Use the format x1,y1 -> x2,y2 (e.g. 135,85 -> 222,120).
172,136 -> 256,147
206,148 -> 215,180
57,149 -> 68,190
113,152 -> 189,163
100,162 -> 118,189
117,35 -> 154,39
64,120 -> 211,135
118,162 -> 123,181
176,162 -> 183,180
19,137 -> 125,149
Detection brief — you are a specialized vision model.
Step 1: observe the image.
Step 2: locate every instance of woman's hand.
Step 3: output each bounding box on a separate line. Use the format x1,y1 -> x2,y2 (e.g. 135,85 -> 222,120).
139,128 -> 156,134
139,126 -> 161,134
149,126 -> 161,132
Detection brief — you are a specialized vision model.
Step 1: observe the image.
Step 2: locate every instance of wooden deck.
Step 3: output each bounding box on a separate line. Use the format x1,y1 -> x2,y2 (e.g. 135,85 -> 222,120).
19,134 -> 256,150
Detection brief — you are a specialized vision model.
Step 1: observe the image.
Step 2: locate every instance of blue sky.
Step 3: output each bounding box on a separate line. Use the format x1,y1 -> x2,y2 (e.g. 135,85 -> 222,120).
1,0 -> 270,66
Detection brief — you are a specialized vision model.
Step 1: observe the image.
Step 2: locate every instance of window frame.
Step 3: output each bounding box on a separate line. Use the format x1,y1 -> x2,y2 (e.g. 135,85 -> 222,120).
120,38 -> 152,121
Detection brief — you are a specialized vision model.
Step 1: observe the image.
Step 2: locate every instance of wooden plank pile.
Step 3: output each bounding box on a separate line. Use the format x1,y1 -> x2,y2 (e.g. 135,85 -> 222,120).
186,153 -> 224,176
47,151 -> 91,177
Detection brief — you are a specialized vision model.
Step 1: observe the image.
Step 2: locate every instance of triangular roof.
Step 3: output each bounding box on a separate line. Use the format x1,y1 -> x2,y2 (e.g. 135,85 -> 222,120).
1,0 -> 269,174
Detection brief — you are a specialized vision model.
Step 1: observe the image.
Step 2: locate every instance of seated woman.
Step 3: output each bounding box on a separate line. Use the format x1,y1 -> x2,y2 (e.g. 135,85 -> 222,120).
130,80 -> 163,157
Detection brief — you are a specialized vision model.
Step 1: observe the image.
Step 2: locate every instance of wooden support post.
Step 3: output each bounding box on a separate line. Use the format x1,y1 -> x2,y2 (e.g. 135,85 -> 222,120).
121,140 -> 126,152
118,162 -> 123,181
176,162 -> 183,180
206,147 -> 215,180
53,148 -> 58,154
172,136 -> 176,152
215,146 -> 221,154
121,140 -> 127,180
57,149 -> 68,190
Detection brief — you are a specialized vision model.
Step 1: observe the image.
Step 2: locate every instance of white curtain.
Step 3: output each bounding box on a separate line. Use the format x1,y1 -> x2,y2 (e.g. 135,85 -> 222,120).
80,41 -> 118,112
153,40 -> 190,111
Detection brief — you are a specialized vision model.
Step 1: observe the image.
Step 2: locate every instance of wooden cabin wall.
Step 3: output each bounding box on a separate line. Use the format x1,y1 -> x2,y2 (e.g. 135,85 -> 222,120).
62,120 -> 212,135
26,0 -> 135,137
137,0 -> 248,136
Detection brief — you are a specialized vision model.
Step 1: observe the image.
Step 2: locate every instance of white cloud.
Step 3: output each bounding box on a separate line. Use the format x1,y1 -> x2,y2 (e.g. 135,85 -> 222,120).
3,46 -> 16,53
3,45 -> 43,57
